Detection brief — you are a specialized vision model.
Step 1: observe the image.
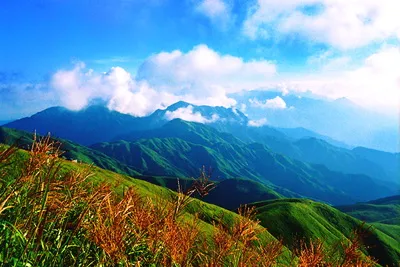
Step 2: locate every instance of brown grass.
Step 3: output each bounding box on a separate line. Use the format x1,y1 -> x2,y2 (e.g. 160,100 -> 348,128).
0,135 -> 382,266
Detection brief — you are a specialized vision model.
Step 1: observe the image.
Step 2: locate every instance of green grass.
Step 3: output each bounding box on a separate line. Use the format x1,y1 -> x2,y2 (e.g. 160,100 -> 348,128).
0,126 -> 140,177
252,198 -> 400,266
337,195 -> 400,224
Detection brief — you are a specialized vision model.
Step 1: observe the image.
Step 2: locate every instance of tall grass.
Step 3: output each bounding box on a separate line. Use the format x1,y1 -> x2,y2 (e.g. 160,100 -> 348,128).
0,136 -> 377,266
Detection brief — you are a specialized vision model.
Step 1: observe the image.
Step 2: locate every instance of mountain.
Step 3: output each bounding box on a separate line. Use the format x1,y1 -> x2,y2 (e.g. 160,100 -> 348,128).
352,147 -> 400,183
4,106 -> 145,145
222,125 -> 399,186
0,120 -> 10,126
252,198 -> 400,267
202,178 -> 282,210
0,126 -> 140,177
4,102 -> 249,146
277,126 -> 352,149
91,119 -> 395,205
3,142 -> 400,265
231,90 -> 398,152
135,176 -> 285,211
5,103 -> 398,187
290,138 -> 399,185
115,118 -> 244,147
337,195 -> 400,225
150,101 -> 249,127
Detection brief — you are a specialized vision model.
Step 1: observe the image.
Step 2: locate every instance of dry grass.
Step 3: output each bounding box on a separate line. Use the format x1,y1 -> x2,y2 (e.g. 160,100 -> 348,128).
0,135 -> 381,266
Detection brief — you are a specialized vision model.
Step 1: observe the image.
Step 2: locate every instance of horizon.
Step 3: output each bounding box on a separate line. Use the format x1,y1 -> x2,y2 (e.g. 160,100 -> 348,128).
1,0 -> 400,121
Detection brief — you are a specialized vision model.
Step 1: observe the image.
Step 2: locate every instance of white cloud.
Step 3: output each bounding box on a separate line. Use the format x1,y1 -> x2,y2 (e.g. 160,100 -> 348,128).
197,0 -> 227,18
274,46 -> 400,114
51,64 -> 178,116
49,45 -> 276,117
48,45 -> 398,117
165,105 -> 219,123
243,0 -> 400,49
196,0 -> 232,28
137,44 -> 276,107
249,96 -> 287,109
248,118 -> 268,127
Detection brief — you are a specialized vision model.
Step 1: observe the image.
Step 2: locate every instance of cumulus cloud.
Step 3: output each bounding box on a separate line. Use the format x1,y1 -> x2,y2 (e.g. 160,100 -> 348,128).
165,105 -> 219,123
49,45 -> 277,117
249,96 -> 287,109
248,118 -> 267,127
243,0 -> 400,49
137,44 -> 276,107
42,44 -> 400,118
51,63 -> 178,116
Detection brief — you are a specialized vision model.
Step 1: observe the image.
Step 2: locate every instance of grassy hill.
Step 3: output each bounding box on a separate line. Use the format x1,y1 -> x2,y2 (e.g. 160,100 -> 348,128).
337,195 -> 400,225
252,199 -> 400,266
0,126 -> 140,176
1,140 -> 399,265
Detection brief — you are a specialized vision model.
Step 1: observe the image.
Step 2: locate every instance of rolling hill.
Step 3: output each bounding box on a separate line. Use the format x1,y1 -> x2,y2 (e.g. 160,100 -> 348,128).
0,126 -> 140,177
2,142 -> 399,266
337,195 -> 400,225
252,198 -> 400,266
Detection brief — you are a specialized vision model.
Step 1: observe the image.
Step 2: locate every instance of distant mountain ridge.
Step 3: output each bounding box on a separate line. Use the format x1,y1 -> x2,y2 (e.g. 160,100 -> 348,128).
91,119 -> 396,205
231,90 -> 398,152
5,102 -> 399,189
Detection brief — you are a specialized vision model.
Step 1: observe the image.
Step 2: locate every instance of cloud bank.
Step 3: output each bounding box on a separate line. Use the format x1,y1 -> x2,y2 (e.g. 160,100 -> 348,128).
243,0 -> 400,49
276,46 -> 400,113
49,45 -> 276,117
6,44 -> 398,120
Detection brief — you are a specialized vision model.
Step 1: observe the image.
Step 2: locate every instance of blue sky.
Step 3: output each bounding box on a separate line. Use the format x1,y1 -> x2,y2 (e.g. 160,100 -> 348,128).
1,0 -> 399,120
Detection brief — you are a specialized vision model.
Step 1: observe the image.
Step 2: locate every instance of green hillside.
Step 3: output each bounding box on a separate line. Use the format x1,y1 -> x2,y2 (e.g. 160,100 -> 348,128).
0,126 -> 140,177
2,141 -> 399,265
337,195 -> 400,224
252,199 -> 400,266
91,120 -> 394,205
218,124 -> 398,186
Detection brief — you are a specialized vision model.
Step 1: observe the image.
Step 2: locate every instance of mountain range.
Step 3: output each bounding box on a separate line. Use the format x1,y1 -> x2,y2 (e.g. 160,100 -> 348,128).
2,101 -> 400,265
231,90 -> 399,152
2,101 -> 399,206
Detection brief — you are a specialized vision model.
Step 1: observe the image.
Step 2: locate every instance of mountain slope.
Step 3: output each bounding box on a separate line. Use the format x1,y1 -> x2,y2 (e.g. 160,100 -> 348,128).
91,120 -> 395,205
0,126 -> 140,176
2,143 -> 399,265
4,106 -> 144,145
115,118 -> 244,147
337,195 -> 400,225
223,125 -> 399,186
231,90 -> 398,152
252,198 -> 400,266
352,147 -> 400,183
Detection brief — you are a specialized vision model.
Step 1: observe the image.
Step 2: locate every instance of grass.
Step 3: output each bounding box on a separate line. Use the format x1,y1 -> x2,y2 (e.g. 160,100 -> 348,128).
0,137 -> 287,266
0,135 -> 389,266
337,196 -> 400,224
252,199 -> 400,266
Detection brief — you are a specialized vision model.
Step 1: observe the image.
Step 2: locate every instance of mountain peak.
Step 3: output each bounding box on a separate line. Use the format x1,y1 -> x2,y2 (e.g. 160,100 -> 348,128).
166,101 -> 192,111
